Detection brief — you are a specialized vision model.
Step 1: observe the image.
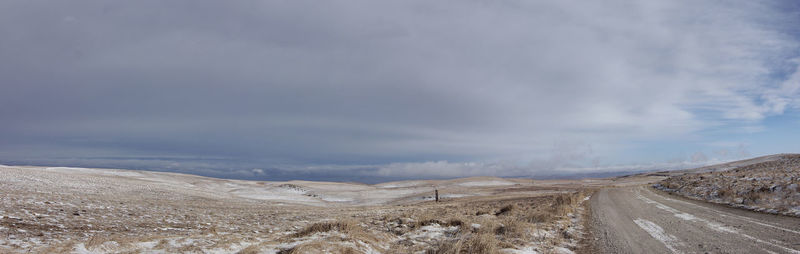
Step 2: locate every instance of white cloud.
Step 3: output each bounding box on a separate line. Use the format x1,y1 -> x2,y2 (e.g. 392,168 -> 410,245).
370,157 -> 732,179
761,62 -> 800,115
691,152 -> 708,163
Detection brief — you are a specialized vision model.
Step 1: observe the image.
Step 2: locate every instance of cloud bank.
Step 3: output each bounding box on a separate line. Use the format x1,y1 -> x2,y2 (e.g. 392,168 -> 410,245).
0,0 -> 798,181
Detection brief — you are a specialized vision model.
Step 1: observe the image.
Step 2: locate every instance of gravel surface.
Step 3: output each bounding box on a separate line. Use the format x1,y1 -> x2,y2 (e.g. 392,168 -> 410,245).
590,186 -> 800,254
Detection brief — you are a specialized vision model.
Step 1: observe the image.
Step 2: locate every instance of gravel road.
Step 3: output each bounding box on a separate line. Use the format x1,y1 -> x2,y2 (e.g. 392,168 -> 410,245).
590,186 -> 800,254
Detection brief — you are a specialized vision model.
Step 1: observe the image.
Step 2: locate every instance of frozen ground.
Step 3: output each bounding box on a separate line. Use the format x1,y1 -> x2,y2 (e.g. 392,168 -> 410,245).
0,165 -> 616,253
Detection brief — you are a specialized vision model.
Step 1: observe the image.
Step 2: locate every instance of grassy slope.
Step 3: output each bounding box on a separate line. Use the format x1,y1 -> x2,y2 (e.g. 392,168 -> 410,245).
655,154 -> 800,216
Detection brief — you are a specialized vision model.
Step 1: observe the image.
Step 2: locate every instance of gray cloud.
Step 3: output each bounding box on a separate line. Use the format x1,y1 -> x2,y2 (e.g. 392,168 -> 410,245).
1,0 -> 798,180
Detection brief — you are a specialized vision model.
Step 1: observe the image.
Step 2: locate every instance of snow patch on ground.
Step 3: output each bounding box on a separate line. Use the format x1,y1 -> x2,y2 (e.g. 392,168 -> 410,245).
405,224 -> 458,240
655,190 -> 800,235
137,241 -> 158,249
633,218 -> 683,253
553,246 -> 575,254
458,180 -> 515,187
72,243 -> 93,254
500,246 -> 540,254
674,213 -> 697,221
318,195 -> 355,202
376,181 -> 428,188
418,193 -> 476,201
638,191 -> 738,234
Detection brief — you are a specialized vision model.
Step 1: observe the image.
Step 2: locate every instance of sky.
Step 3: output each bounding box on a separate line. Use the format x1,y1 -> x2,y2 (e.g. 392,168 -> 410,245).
1,0 -> 800,183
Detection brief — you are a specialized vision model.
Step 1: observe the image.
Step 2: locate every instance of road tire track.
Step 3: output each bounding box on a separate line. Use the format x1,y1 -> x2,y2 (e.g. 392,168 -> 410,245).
590,186 -> 800,253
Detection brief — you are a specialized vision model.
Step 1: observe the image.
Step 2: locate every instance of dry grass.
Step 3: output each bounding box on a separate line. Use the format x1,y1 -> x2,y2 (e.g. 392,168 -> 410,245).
495,204 -> 514,216
657,154 -> 800,216
292,220 -> 361,238
526,210 -> 556,224
5,195 -> 589,253
278,218 -> 398,254
429,232 -> 499,254
278,240 -> 359,254
379,190 -> 592,253
0,164 -> 595,253
237,244 -> 262,254
495,216 -> 528,238
5,190 -> 590,253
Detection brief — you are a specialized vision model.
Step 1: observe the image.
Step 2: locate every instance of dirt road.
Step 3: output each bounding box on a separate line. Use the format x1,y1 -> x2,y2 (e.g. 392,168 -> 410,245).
590,186 -> 800,254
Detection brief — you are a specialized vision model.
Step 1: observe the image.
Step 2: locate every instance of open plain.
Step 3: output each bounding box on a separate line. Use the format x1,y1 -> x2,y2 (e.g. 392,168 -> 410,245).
0,165 -> 639,253
3,155 -> 800,253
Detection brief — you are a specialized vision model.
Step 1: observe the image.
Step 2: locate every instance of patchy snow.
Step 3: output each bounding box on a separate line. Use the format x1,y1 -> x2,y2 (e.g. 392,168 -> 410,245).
231,189 -> 321,204
0,164 -> 596,253
641,190 -> 797,253
500,246 -> 540,254
137,241 -> 158,249
633,218 -> 683,253
674,213 -> 697,221
705,221 -> 738,234
418,193 -> 475,201
553,246 -> 575,254
737,234 -> 800,254
100,171 -> 145,177
470,223 -> 481,230
531,229 -> 552,239
657,154 -> 800,217
638,192 -> 738,234
406,224 -> 458,239
318,195 -> 355,202
654,190 -> 800,235
441,194 -> 473,198
72,243 -> 94,254
376,181 -> 428,188
458,180 -> 515,187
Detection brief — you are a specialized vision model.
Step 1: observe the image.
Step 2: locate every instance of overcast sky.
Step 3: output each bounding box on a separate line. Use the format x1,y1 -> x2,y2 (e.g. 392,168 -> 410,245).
2,0 -> 799,182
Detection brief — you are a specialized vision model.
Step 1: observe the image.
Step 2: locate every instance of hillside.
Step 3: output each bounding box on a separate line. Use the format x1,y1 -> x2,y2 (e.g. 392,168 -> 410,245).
654,154 -> 800,216
0,165 -> 630,253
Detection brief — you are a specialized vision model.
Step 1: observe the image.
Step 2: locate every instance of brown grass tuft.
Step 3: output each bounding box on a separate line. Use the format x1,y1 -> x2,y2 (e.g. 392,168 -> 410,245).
237,244 -> 262,254
446,218 -> 465,227
465,233 -> 499,253
280,241 -> 360,254
428,232 -> 498,254
495,205 -> 514,216
495,217 -> 527,238
525,209 -> 556,224
292,220 -> 360,238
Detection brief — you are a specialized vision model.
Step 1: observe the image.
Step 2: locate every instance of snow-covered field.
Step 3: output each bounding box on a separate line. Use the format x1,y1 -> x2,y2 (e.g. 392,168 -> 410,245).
0,165 -> 606,253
